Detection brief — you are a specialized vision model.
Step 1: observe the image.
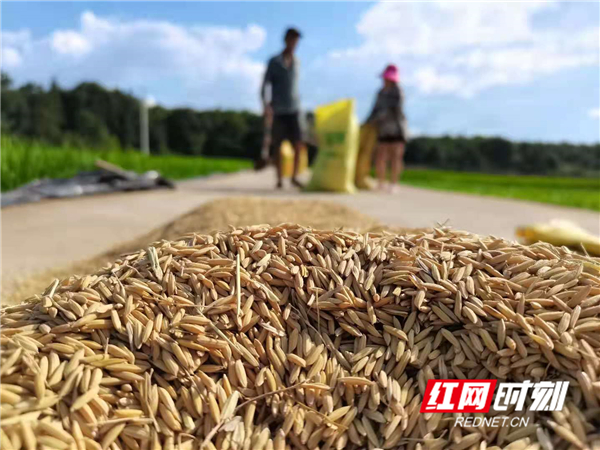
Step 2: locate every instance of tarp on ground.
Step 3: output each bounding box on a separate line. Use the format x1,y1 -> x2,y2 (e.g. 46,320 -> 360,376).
1,162 -> 175,208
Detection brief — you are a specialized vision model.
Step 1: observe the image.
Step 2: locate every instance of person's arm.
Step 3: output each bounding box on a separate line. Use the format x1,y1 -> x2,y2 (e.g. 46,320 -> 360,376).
393,87 -> 407,139
366,92 -> 381,124
394,86 -> 404,119
260,61 -> 273,117
259,61 -> 273,161
367,91 -> 386,124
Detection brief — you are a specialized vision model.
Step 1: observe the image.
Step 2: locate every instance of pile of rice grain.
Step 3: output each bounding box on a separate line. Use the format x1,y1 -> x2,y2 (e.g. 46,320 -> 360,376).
2,225 -> 600,450
2,197 -> 385,306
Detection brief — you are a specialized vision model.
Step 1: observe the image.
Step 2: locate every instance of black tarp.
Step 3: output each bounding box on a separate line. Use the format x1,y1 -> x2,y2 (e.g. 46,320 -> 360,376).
2,164 -> 175,208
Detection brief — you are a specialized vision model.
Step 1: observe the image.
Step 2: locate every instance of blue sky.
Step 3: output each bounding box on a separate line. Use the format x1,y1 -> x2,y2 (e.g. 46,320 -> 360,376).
2,1 -> 599,143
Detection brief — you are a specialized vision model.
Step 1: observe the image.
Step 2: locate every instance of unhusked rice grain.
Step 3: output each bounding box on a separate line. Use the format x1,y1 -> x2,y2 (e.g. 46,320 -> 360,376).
2,225 -> 600,450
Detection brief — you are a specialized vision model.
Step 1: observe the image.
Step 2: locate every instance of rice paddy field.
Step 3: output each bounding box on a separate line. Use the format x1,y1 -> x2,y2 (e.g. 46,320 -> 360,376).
1,136 -> 252,192
401,169 -> 600,211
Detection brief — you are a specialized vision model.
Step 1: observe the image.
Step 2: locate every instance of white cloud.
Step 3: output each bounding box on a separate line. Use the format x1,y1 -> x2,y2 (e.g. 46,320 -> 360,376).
590,108 -> 600,119
2,29 -> 32,49
1,11 -> 267,110
2,48 -> 23,68
51,30 -> 92,56
1,30 -> 32,69
354,1 -> 548,57
412,67 -> 464,96
412,42 -> 598,97
328,2 -> 599,97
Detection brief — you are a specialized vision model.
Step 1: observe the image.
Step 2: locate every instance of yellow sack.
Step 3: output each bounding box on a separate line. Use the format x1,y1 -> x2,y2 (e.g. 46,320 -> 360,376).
355,123 -> 378,190
516,220 -> 600,256
280,141 -> 308,178
307,99 -> 359,193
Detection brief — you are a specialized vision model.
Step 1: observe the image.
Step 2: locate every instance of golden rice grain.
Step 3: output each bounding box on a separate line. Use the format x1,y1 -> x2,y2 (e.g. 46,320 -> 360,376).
1,225 -> 599,450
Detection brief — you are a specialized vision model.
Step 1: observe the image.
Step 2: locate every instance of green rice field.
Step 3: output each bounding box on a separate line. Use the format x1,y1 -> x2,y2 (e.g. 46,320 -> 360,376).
1,136 -> 252,193
401,169 -> 600,211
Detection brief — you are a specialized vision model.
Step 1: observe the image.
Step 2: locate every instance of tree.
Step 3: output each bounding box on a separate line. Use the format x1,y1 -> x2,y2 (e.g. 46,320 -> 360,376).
166,109 -> 207,155
480,137 -> 514,172
149,106 -> 170,154
201,111 -> 249,158
74,110 -> 113,148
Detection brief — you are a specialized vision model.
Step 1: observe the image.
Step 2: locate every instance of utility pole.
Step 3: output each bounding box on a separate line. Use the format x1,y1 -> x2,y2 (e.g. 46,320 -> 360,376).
140,97 -> 150,155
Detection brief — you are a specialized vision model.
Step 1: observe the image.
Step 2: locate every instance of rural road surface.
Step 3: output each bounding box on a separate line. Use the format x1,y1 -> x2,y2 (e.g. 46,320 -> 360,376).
2,168 -> 599,287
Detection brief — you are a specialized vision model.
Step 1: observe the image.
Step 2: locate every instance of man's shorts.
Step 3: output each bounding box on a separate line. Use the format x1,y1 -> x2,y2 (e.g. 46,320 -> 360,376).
272,113 -> 302,145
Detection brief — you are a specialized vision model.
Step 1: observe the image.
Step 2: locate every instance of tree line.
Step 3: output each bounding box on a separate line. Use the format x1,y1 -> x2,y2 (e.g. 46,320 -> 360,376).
2,73 -> 599,176
406,136 -> 600,177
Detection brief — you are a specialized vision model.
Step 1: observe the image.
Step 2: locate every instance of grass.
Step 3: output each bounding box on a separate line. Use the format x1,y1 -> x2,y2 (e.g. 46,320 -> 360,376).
401,169 -> 600,211
1,136 -> 252,192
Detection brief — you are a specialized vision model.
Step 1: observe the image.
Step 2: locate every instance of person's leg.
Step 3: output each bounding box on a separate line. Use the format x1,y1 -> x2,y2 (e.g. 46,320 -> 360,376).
271,116 -> 284,188
261,113 -> 273,162
290,113 -> 304,188
307,144 -> 318,166
390,141 -> 405,188
273,141 -> 283,189
375,142 -> 390,190
291,141 -> 304,188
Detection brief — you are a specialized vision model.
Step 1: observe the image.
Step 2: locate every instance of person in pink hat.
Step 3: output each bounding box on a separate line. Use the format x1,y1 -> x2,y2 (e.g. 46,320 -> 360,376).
366,64 -> 408,192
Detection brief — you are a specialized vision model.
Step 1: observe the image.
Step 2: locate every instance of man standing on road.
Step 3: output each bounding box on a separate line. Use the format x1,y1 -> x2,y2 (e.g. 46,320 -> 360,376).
260,27 -> 304,189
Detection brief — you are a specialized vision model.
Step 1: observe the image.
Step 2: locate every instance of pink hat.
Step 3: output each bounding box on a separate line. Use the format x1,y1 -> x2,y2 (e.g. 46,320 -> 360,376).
382,64 -> 399,82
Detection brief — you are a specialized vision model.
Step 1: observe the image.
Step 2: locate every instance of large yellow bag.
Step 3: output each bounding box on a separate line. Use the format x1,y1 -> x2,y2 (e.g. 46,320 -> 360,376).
280,141 -> 308,178
355,123 -> 378,190
307,99 -> 359,193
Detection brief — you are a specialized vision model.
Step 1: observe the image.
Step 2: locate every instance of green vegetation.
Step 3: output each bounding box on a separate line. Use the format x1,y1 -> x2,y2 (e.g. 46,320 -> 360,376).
3,73 -> 600,178
401,169 -> 600,211
1,73 -> 263,160
1,136 -> 252,192
2,73 -> 598,210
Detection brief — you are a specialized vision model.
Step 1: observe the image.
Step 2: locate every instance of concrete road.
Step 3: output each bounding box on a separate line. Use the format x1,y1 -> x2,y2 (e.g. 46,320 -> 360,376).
2,168 -> 598,284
